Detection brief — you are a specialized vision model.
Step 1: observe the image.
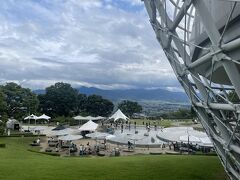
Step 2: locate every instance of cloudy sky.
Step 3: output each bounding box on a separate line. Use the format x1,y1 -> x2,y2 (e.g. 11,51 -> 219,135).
0,0 -> 181,91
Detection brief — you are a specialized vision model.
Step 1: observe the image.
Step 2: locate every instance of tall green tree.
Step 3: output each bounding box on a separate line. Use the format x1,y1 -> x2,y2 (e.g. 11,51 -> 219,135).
1,82 -> 39,119
0,88 -> 7,134
39,82 -> 78,117
76,93 -> 88,114
118,100 -> 142,118
0,89 -> 7,116
85,95 -> 114,116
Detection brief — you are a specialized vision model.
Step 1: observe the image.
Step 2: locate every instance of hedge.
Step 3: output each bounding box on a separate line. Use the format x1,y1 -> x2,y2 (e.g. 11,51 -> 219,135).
0,143 -> 6,148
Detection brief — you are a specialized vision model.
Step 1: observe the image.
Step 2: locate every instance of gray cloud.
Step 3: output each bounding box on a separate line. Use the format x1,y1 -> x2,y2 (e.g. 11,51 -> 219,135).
0,0 -> 181,91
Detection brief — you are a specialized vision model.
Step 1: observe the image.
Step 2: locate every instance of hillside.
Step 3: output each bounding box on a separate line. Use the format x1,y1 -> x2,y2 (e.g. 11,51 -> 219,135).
78,87 -> 189,103
34,87 -> 189,103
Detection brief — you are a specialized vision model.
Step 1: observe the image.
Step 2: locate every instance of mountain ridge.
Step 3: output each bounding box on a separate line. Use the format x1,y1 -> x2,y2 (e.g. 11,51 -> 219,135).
33,87 -> 189,104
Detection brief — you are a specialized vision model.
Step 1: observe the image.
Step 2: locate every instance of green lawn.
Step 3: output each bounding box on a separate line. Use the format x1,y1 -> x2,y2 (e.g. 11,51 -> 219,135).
130,119 -> 196,128
130,119 -> 173,127
0,137 -> 227,180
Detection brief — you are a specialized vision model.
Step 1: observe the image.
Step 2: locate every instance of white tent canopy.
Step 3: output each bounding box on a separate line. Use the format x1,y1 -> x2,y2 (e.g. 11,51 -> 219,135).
86,132 -> 110,140
93,116 -> 105,120
24,114 -> 38,120
109,109 -> 129,122
199,137 -> 213,147
78,120 -> 98,131
73,115 -> 89,120
48,129 -> 69,137
179,135 -> 201,144
73,115 -> 105,121
36,114 -> 51,120
58,135 -> 83,141
105,135 -> 116,140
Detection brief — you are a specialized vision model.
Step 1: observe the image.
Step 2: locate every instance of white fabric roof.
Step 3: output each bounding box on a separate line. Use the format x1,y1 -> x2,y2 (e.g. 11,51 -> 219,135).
199,137 -> 213,147
73,115 -> 88,120
179,135 -> 201,143
157,127 -> 213,147
74,115 -> 105,121
105,135 -> 116,140
58,135 -> 83,141
109,109 -> 129,122
94,116 -> 105,120
24,114 -> 38,120
48,129 -> 69,136
86,132 -> 110,140
36,114 -> 51,120
78,120 -> 98,131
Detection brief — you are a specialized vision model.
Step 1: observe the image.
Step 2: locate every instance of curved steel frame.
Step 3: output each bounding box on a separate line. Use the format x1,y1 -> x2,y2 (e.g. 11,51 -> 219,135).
143,0 -> 240,179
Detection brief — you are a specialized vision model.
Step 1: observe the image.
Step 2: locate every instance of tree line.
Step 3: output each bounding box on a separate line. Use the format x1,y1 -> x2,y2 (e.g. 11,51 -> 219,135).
0,82 -> 142,121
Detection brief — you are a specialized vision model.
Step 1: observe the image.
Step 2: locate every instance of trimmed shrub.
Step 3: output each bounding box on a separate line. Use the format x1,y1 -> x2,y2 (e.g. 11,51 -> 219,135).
0,143 -> 6,148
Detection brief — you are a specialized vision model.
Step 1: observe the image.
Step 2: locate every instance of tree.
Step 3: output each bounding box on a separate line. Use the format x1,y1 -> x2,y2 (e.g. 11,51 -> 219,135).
38,82 -> 78,117
1,82 -> 39,119
85,95 -> 114,117
76,94 -> 88,114
118,100 -> 142,118
0,88 -> 7,116
0,89 -> 7,135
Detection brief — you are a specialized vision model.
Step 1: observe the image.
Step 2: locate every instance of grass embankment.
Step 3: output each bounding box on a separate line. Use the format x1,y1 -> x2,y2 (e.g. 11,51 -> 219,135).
130,119 -> 194,128
130,119 -> 172,127
0,137 -> 227,180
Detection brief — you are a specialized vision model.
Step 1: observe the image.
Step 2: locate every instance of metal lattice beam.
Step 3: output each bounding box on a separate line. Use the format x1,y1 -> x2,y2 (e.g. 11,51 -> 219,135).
143,0 -> 240,179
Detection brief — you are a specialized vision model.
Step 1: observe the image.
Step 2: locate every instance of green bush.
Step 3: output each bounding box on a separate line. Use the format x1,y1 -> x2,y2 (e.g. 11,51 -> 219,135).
0,134 -> 45,137
0,143 -> 6,148
69,119 -> 79,126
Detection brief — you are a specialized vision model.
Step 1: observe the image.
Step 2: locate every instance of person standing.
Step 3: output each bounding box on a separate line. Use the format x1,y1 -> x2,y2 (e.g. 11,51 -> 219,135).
79,144 -> 83,155
147,125 -> 150,132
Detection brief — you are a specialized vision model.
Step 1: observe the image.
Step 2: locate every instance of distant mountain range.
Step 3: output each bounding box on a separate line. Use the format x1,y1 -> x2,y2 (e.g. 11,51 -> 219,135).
34,87 -> 189,104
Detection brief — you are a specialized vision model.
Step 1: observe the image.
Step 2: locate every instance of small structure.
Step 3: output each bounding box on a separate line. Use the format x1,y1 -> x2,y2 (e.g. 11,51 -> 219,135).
6,119 -> 20,130
108,109 -> 129,122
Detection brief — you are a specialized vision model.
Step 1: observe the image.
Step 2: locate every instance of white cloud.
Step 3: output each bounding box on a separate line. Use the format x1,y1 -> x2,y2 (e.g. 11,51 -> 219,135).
0,0 -> 181,91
